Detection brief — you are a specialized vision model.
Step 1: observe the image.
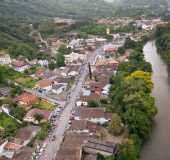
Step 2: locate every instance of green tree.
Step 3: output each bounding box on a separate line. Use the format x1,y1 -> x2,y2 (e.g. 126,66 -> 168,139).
34,113 -> 44,123
56,52 -> 65,68
88,100 -> 99,108
109,114 -> 124,136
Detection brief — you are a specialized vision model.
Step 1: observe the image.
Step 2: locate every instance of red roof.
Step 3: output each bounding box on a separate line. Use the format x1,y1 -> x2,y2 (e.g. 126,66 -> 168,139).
4,142 -> 22,151
37,79 -> 53,88
16,92 -> 38,106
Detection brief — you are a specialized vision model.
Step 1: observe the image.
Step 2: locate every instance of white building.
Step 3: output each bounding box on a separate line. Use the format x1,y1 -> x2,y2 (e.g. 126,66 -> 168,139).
64,52 -> 86,64
0,51 -> 11,65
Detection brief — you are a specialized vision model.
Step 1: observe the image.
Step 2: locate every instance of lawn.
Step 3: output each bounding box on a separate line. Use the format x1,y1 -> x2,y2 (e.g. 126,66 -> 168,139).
15,76 -> 37,88
0,112 -> 20,138
0,65 -> 22,80
33,100 -> 55,111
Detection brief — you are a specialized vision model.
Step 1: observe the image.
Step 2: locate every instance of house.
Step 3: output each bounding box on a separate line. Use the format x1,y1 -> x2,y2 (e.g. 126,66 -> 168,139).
1,142 -> 22,159
95,57 -> 119,69
12,126 -> 40,146
56,133 -> 90,160
101,84 -> 111,96
15,92 -> 38,107
0,87 -> 11,97
54,18 -> 76,27
83,138 -> 118,157
68,120 -> 100,135
64,52 -> 86,64
0,51 -> 11,65
12,147 -> 33,160
11,60 -> 30,72
73,108 -> 112,125
36,79 -> 53,93
103,44 -> 116,54
37,60 -> 49,67
24,108 -> 52,124
79,93 -> 101,104
52,84 -> 67,95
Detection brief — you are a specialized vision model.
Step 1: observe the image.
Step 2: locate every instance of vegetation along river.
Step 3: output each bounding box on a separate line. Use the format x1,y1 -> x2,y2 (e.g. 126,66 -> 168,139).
141,41 -> 170,160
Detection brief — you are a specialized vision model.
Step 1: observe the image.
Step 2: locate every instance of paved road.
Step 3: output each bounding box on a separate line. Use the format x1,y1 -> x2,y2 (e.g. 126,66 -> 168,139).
38,45 -> 104,160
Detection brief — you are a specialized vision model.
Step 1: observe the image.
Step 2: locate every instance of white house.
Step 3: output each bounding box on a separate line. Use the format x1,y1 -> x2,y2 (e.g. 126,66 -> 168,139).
0,51 -> 11,65
36,79 -> 53,93
11,60 -> 30,72
64,52 -> 86,64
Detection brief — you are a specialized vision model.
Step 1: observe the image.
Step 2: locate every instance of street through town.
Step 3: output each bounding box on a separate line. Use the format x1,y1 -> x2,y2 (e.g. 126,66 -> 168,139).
38,44 -> 105,160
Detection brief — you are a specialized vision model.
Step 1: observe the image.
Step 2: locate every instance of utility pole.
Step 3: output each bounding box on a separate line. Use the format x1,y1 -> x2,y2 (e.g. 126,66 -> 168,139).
88,62 -> 92,80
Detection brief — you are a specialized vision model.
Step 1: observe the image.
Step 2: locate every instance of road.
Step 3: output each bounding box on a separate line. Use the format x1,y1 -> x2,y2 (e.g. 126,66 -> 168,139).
38,45 -> 105,160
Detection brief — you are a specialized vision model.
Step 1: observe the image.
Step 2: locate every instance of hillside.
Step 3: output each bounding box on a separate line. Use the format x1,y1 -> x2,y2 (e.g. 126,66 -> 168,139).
0,0 -> 115,22
114,0 -> 168,16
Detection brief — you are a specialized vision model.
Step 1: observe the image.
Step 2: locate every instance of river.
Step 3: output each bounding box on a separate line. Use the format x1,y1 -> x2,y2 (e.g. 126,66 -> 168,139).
141,41 -> 170,160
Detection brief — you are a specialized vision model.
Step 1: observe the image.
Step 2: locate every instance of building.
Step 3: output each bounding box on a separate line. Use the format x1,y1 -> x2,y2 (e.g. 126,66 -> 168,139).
73,108 -> 112,125
64,52 -> 86,64
15,92 -> 38,107
36,79 -> 53,93
12,125 -> 40,146
68,120 -> 100,134
24,108 -> 52,124
11,60 -> 30,72
0,51 -> 11,65
54,17 -> 76,27
56,133 -> 90,160
83,138 -> 118,157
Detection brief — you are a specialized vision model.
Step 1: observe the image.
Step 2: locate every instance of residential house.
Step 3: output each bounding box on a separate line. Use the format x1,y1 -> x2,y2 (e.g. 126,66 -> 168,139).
83,138 -> 118,158
36,79 -> 53,93
12,125 -> 40,146
56,133 -> 90,160
24,108 -> 52,124
73,108 -> 112,125
77,93 -> 101,107
12,147 -> 33,160
11,60 -> 30,72
0,51 -> 11,65
52,84 -> 67,95
68,120 -> 100,135
0,142 -> 22,159
54,18 -> 76,27
15,92 -> 38,108
64,52 -> 86,64
101,84 -> 111,97
95,57 -> 119,69
0,88 -> 11,97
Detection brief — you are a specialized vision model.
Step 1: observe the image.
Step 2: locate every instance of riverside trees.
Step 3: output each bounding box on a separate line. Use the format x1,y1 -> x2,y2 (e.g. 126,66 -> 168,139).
109,46 -> 157,160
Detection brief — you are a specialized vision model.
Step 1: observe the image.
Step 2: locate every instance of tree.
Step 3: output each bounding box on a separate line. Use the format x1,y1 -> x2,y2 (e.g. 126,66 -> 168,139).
88,100 -> 99,108
58,45 -> 71,55
11,86 -> 22,97
56,52 -> 65,68
48,62 -> 56,70
109,114 -> 124,136
34,113 -> 44,123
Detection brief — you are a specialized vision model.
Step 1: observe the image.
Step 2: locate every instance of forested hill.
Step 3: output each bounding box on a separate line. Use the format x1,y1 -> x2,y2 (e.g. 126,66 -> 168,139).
0,0 -> 115,22
114,0 -> 168,16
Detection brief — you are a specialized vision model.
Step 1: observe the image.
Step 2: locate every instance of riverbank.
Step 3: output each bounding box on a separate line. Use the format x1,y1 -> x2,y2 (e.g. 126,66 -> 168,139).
141,41 -> 170,160
109,39 -> 157,160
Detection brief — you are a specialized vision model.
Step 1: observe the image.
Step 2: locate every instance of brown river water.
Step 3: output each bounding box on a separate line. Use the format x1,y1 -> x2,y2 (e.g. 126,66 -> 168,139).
140,41 -> 170,160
